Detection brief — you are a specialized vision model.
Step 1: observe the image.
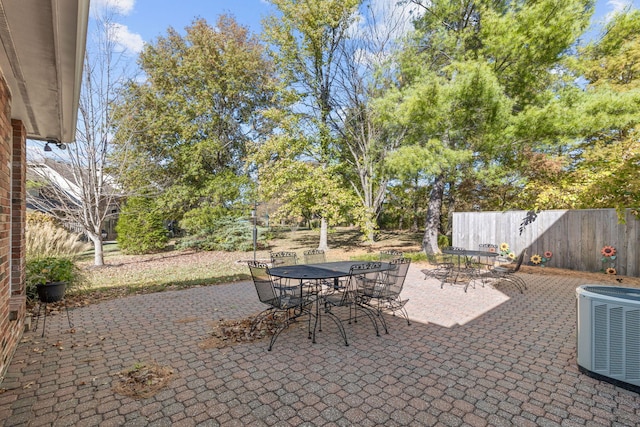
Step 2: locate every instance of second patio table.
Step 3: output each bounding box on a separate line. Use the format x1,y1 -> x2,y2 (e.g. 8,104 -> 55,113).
442,249 -> 498,270
441,249 -> 499,292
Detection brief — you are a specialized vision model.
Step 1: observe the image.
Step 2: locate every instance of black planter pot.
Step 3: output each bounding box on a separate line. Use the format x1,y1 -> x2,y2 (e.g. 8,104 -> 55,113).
36,281 -> 67,303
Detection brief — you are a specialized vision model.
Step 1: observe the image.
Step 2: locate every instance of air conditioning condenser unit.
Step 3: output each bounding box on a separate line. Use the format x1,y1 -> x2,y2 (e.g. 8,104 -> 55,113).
576,285 -> 640,393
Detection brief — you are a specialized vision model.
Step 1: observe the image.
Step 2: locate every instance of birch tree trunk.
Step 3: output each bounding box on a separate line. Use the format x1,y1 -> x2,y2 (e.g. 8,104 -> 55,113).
89,233 -> 105,266
318,217 -> 329,251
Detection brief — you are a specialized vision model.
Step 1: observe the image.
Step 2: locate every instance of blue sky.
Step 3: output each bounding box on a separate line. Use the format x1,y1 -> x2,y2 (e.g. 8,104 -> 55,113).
92,0 -> 640,56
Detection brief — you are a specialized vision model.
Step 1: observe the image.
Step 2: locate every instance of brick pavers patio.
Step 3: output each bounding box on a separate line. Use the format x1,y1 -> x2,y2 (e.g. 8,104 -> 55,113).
1,266 -> 640,426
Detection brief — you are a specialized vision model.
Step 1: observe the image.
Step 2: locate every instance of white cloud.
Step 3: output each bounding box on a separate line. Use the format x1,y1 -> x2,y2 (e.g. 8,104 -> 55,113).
347,0 -> 423,67
351,0 -> 423,42
609,0 -> 633,13
605,0 -> 634,22
109,23 -> 145,54
90,0 -> 135,16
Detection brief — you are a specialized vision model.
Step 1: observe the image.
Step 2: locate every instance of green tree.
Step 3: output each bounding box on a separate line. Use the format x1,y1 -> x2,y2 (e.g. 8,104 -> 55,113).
530,10 -> 640,217
331,1 -> 417,243
112,16 -> 276,227
375,0 -> 593,253
259,0 -> 361,250
116,196 -> 168,254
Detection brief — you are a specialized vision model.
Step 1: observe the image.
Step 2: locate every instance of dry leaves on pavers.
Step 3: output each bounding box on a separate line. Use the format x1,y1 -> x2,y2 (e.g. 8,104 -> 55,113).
199,312 -> 290,349
112,361 -> 174,399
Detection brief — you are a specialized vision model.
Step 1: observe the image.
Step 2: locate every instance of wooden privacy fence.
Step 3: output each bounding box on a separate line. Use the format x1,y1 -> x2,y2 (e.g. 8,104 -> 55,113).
452,209 -> 640,277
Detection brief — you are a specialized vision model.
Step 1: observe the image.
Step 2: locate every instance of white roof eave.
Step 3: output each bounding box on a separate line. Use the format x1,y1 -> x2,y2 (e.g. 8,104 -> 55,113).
0,0 -> 89,143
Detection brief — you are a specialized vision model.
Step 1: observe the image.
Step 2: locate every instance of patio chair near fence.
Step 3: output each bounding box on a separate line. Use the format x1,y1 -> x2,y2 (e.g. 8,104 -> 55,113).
478,243 -> 498,269
359,258 -> 411,333
487,250 -> 528,293
474,243 -> 499,287
247,261 -> 314,351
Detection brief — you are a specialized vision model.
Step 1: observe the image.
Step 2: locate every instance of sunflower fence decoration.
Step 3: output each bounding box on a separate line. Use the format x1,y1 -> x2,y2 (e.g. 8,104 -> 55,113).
601,245 -> 617,275
499,242 -> 516,260
530,251 -> 552,267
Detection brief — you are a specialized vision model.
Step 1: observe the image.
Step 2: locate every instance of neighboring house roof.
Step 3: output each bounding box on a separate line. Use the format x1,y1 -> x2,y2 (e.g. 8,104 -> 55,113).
27,159 -> 122,210
28,160 -> 83,208
0,0 -> 89,143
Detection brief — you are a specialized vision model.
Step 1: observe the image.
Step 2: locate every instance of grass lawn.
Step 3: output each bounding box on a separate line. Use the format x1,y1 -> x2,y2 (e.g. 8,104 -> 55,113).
57,226 -> 640,308
67,227 -> 425,303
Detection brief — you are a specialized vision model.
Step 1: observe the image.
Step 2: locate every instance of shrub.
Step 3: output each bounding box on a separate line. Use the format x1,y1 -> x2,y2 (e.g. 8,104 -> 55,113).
437,234 -> 450,249
116,196 -> 168,254
179,206 -> 228,235
177,217 -> 262,252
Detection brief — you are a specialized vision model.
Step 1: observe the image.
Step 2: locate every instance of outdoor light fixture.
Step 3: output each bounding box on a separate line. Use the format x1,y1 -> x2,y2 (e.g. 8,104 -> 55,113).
44,139 -> 67,151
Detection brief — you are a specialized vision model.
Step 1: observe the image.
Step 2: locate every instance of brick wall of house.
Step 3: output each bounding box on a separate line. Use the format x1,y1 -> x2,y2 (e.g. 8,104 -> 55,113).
0,74 -> 25,383
11,119 -> 25,296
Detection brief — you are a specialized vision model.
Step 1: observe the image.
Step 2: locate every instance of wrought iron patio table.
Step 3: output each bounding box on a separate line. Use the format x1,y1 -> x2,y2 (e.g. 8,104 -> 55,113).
441,249 -> 498,292
442,249 -> 498,269
270,261 -> 388,282
269,261 -> 392,344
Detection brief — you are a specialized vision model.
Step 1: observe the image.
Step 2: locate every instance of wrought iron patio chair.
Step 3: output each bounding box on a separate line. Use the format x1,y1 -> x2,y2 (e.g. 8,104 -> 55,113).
269,251 -> 299,293
487,250 -> 528,293
321,262 -> 381,345
478,244 -> 498,266
359,258 -> 411,333
439,247 -> 483,292
444,246 -> 468,268
301,249 -> 351,293
379,249 -> 403,262
474,243 -> 499,286
422,252 -> 454,280
303,249 -> 326,264
270,251 -> 298,267
302,249 -> 336,294
247,261 -> 314,351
